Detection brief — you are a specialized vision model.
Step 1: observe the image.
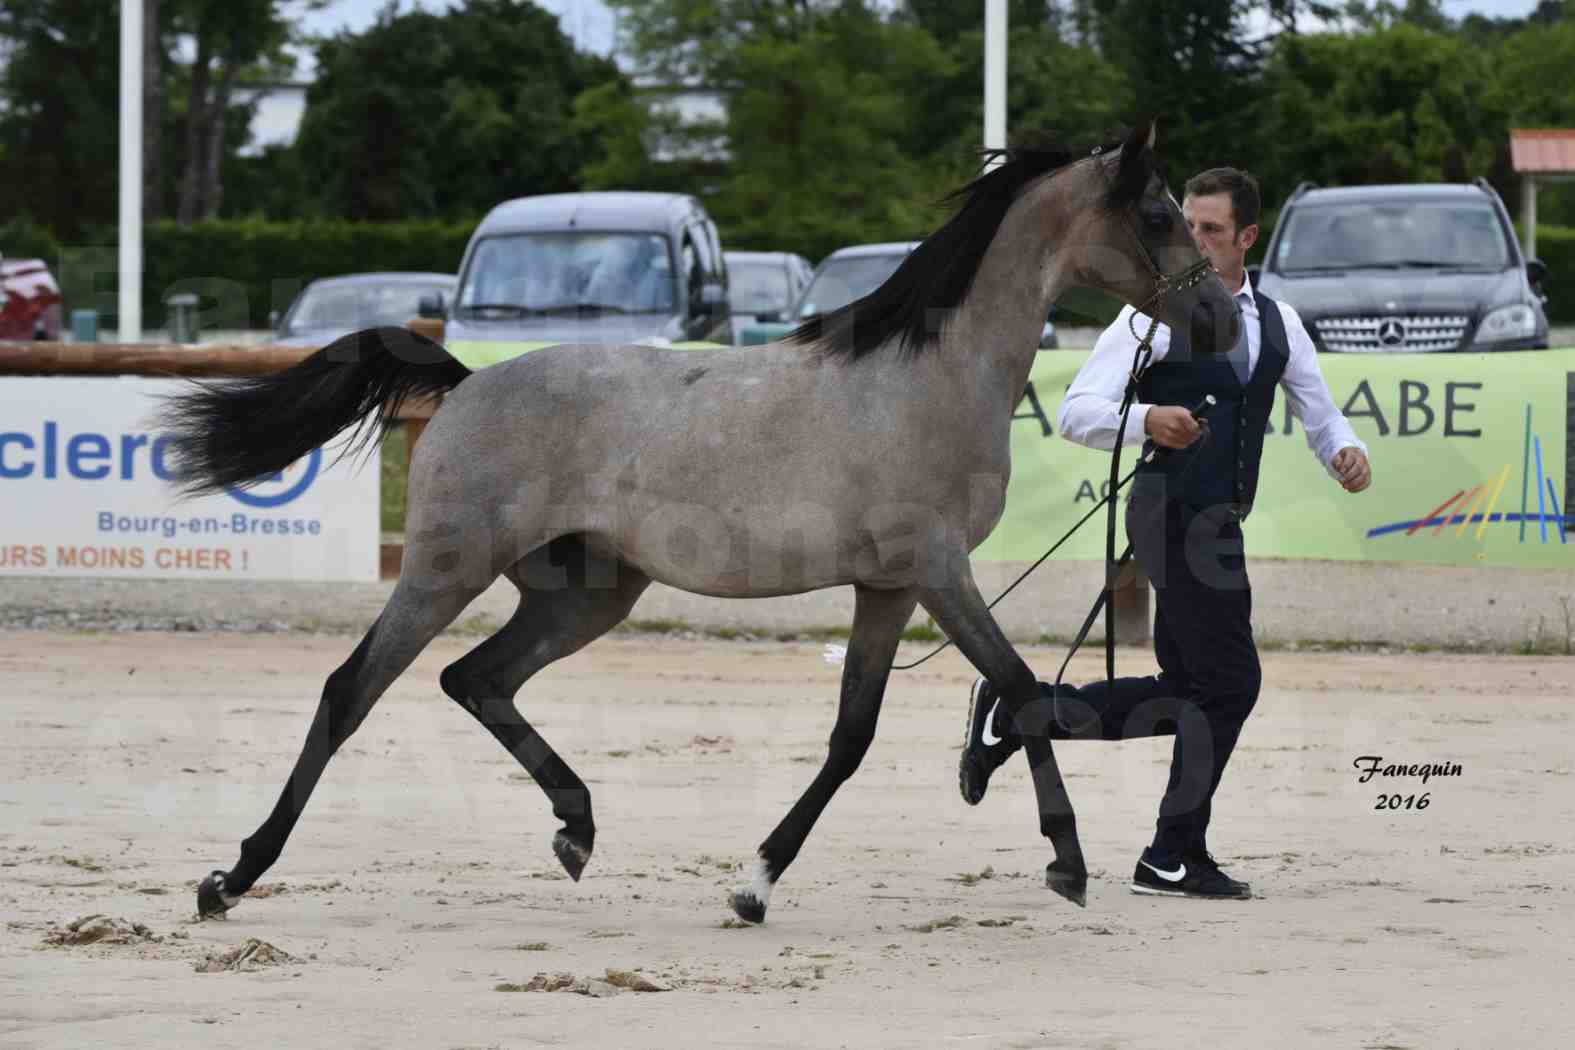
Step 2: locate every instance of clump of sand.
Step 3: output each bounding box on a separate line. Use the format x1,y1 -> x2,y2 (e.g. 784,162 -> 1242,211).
194,937 -> 296,973
496,969 -> 671,996
43,915 -> 158,946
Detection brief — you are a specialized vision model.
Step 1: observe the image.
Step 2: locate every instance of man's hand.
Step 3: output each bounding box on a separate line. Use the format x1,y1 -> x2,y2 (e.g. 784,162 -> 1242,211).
1332,447 -> 1371,493
1145,405 -> 1203,449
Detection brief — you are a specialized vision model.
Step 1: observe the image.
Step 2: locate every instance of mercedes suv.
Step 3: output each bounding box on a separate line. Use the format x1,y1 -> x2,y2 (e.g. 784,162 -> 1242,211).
1254,180 -> 1550,352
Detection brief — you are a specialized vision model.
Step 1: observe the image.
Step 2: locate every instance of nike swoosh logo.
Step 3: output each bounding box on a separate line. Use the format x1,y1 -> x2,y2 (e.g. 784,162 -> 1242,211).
981,697 -> 1004,747
1140,859 -> 1187,883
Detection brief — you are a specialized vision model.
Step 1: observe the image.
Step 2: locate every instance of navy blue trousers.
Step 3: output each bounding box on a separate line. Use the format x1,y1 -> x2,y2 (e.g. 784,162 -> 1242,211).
1050,492 -> 1262,857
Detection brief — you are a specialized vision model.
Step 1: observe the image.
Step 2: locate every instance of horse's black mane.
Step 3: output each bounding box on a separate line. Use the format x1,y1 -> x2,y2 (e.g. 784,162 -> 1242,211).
788,128 -> 1155,360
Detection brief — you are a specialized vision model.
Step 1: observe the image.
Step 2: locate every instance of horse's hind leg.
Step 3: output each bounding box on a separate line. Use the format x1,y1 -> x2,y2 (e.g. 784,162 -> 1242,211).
195,575 -> 487,917
438,536 -> 651,881
731,584 -> 918,924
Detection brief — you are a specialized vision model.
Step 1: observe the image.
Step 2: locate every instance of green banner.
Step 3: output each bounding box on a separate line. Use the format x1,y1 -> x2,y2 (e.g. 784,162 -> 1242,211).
448,339 -> 722,370
447,338 -> 1573,568
974,348 -> 1575,568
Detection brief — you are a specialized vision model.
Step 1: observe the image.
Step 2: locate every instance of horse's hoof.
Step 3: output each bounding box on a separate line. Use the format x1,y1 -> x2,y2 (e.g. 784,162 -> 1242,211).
196,870 -> 236,919
1045,860 -> 1088,908
552,829 -> 593,882
730,889 -> 767,924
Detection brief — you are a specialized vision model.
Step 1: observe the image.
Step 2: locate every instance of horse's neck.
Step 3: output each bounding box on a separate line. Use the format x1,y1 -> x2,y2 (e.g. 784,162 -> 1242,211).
945,206 -> 1065,415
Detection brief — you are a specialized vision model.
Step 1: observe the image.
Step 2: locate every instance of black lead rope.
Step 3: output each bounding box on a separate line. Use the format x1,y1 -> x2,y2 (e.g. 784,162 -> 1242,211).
890,382 -> 1215,678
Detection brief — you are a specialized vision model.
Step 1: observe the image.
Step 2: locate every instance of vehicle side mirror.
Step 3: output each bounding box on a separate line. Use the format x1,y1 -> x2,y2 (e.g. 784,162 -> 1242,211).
1527,258 -> 1548,287
418,292 -> 447,319
698,281 -> 726,313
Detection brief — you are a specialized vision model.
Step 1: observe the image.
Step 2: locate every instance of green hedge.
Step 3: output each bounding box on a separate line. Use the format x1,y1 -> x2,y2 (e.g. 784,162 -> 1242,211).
11,213 -> 1573,331
38,218 -> 476,331
143,219 -> 476,330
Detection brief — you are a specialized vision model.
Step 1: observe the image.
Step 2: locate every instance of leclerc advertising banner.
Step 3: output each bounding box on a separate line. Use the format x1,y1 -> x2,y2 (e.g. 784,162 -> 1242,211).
0,378 -> 378,581
972,347 -> 1575,569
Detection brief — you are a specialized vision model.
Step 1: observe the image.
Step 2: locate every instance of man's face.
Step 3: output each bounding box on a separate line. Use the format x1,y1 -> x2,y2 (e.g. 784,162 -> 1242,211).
1182,191 -> 1257,276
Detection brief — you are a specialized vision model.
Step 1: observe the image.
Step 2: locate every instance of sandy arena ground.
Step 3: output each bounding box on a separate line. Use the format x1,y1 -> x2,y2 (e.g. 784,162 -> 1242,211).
1,630 -> 1571,1048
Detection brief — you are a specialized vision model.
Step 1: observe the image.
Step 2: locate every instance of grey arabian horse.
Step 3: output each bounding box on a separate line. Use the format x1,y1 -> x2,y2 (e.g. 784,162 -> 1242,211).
162,119 -> 1240,925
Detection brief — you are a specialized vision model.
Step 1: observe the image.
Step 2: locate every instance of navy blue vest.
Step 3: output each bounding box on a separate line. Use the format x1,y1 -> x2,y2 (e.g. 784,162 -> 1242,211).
1133,290 -> 1289,518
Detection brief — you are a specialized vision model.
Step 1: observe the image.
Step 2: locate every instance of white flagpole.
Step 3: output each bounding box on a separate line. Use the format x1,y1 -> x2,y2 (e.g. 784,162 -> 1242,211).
983,0 -> 1007,170
119,0 -> 144,342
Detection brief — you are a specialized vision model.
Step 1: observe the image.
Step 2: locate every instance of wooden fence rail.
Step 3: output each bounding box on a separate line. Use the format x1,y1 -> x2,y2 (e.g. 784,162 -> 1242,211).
0,319 -> 1151,640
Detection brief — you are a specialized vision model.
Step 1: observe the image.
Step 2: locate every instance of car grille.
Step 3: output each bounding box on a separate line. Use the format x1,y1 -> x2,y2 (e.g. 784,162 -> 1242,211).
1313,314 -> 1470,353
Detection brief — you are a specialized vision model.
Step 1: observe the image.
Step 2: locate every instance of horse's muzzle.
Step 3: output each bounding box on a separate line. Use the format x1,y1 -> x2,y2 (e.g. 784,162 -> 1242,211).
1189,299 -> 1242,357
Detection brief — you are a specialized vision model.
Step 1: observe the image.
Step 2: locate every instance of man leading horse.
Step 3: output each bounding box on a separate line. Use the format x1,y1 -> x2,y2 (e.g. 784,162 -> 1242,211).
959,167 -> 1372,900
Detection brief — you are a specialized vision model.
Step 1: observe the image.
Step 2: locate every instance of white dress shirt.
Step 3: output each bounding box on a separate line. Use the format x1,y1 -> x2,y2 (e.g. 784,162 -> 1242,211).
1055,272 -> 1368,479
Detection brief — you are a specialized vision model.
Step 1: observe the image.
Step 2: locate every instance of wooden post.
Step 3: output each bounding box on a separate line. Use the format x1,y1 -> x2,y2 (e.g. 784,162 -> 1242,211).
379,316 -> 450,578
403,316 -> 445,460
1523,174 -> 1538,259
1110,557 -> 1151,645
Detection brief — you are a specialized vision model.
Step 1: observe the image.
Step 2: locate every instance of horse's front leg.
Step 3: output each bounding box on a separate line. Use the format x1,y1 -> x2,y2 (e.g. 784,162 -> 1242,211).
730,584 -> 918,924
917,558 -> 1088,907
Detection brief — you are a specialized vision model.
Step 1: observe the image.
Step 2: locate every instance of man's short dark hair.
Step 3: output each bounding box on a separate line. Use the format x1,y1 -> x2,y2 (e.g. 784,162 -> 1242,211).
1184,168 -> 1261,232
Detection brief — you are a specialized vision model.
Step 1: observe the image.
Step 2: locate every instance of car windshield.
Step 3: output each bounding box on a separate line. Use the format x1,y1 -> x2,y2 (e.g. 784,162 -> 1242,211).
1275,201 -> 1511,272
728,261 -> 793,314
285,281 -> 449,333
795,253 -> 906,318
457,232 -> 674,314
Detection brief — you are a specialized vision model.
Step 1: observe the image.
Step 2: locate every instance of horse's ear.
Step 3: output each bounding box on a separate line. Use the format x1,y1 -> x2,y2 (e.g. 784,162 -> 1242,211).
1114,118 -> 1156,204
1120,117 -> 1155,161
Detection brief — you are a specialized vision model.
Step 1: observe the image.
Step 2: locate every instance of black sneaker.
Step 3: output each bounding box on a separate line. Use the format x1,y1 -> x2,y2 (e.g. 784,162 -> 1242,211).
958,678 -> 1021,805
1130,847 -> 1252,899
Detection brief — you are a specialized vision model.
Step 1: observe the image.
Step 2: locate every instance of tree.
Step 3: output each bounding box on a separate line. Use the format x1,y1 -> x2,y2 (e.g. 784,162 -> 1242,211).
1254,24 -> 1510,206
608,0 -> 965,260
1490,8 -> 1575,224
293,0 -> 626,220
707,14 -> 952,260
168,0 -> 298,223
0,0 -> 121,241
1082,0 -> 1263,179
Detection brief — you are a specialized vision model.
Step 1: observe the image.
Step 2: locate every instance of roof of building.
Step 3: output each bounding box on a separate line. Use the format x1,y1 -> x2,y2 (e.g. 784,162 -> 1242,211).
1511,129 -> 1575,174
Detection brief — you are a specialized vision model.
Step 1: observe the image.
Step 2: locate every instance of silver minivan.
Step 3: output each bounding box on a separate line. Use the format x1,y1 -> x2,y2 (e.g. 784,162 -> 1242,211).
439,192 -> 732,352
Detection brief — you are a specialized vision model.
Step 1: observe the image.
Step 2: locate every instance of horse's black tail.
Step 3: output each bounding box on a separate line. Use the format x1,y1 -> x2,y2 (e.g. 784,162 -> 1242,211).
160,326 -> 471,496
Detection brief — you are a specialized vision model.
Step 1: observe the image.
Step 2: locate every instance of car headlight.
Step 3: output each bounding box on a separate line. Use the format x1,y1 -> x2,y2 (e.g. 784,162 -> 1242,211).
1472,304 -> 1537,346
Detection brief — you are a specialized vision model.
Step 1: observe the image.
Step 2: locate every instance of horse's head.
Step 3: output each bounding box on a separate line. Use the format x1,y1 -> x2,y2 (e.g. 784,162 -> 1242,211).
1068,119 -> 1241,356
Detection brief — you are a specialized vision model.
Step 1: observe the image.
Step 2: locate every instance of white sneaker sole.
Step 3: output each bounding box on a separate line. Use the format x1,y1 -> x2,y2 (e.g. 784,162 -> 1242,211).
963,678 -> 990,750
1130,881 -> 1251,900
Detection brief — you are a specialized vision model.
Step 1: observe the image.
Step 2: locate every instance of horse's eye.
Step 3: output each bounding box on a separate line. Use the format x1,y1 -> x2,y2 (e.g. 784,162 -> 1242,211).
1141,210 -> 1172,234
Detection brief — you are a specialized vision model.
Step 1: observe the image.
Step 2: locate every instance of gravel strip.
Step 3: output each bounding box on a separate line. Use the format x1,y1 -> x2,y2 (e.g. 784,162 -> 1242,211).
4,562 -> 1571,653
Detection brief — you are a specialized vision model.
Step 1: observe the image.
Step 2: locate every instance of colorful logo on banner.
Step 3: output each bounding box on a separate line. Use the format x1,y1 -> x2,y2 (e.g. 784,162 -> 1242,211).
1366,403 -> 1569,545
